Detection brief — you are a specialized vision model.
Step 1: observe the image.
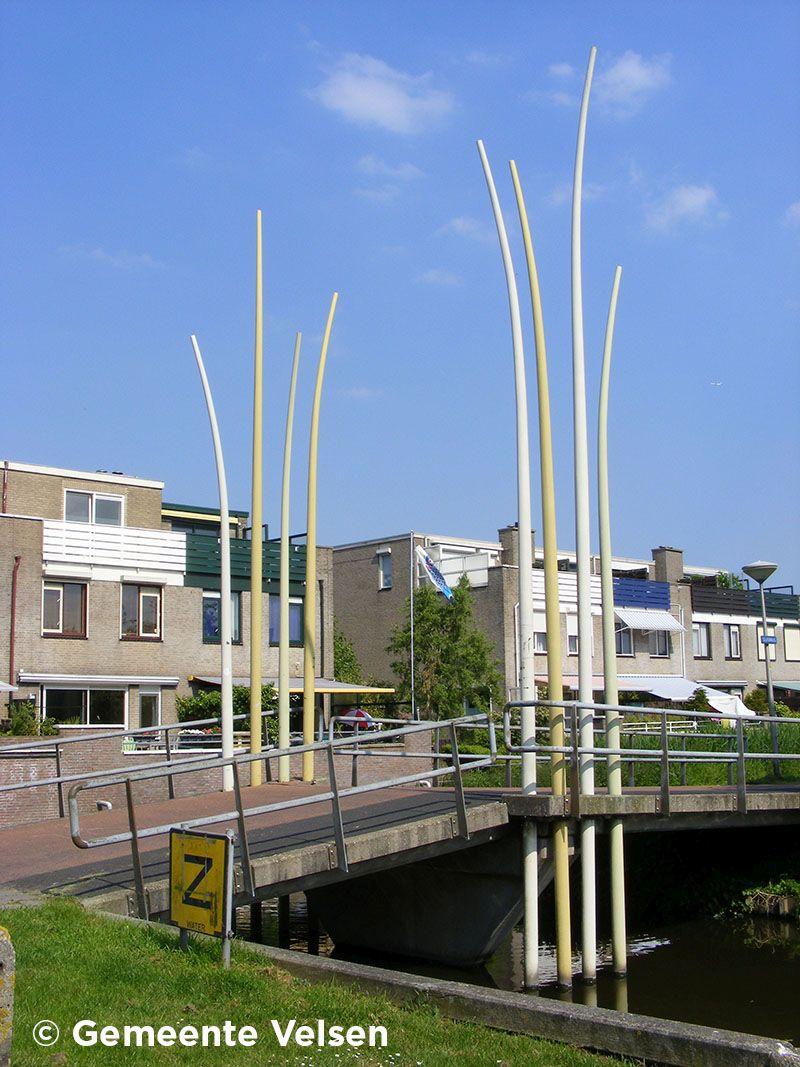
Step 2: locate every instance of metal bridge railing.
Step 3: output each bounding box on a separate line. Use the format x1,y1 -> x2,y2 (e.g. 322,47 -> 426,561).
502,698 -> 800,816
65,713 -> 495,919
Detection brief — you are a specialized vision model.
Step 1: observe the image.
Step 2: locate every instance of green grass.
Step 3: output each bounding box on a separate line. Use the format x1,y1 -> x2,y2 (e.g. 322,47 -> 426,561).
1,900 -> 623,1066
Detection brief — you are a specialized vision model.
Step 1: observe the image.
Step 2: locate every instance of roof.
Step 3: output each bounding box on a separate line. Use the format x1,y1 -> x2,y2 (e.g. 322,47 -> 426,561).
190,675 -> 395,695
762,681 -> 800,694
615,607 -> 685,633
163,501 -> 249,519
2,460 -> 162,490
19,672 -> 180,686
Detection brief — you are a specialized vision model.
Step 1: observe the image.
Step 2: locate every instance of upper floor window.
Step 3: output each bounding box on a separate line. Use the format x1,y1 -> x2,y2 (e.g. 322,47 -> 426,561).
378,551 -> 393,590
723,623 -> 741,660
756,622 -> 777,662
42,581 -> 86,638
202,591 -> 242,644
534,631 -> 548,654
784,625 -> 800,663
615,625 -> 634,656
649,630 -> 670,658
269,594 -> 304,647
121,584 -> 161,640
692,622 -> 711,659
566,615 -> 579,655
64,489 -> 123,526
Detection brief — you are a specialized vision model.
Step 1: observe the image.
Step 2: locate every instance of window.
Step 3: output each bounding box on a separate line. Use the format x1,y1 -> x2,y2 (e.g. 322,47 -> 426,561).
42,581 -> 86,637
378,552 -> 393,590
121,584 -> 161,639
724,623 -> 741,660
649,629 -> 670,658
566,615 -> 579,655
785,625 -> 800,663
269,595 -> 304,646
139,688 -> 161,729
757,622 -> 777,662
202,591 -> 241,644
534,631 -> 548,653
615,625 -> 633,656
692,622 -> 711,659
44,688 -> 126,727
64,490 -> 123,526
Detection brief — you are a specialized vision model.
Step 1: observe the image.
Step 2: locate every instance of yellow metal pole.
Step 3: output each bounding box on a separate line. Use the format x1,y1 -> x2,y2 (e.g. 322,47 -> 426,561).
279,332 -> 302,782
302,294 -> 338,782
598,266 -> 627,975
250,210 -> 264,786
510,160 -> 573,988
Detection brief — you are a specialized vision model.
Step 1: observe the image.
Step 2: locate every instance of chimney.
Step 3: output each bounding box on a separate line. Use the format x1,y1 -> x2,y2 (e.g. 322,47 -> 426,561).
652,546 -> 684,585
499,524 -> 535,568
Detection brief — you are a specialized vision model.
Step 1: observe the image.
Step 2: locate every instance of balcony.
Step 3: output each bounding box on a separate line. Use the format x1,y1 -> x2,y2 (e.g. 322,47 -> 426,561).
184,533 -> 307,595
690,584 -> 800,620
42,520 -> 186,583
613,577 -> 670,609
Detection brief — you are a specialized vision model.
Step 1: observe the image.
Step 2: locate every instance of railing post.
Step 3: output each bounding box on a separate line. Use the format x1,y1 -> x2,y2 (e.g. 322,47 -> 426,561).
164,729 -> 175,801
351,723 -> 359,788
125,779 -> 148,920
449,722 -> 470,840
326,745 -> 349,872
659,711 -> 670,816
232,762 -> 255,897
680,760 -> 687,787
54,742 -> 65,818
736,716 -> 748,814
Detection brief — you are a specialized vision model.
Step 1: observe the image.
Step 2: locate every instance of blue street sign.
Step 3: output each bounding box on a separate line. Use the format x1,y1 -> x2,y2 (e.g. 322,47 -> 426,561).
761,635 -> 777,645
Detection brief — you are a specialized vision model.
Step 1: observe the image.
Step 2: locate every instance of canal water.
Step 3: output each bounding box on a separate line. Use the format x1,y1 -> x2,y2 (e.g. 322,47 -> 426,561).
238,898 -> 800,1044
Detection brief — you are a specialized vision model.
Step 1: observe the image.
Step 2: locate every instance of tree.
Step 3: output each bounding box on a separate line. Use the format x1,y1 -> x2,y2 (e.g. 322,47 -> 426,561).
686,687 -> 711,712
176,685 -> 278,743
716,571 -> 745,590
387,575 -> 503,719
333,619 -> 364,684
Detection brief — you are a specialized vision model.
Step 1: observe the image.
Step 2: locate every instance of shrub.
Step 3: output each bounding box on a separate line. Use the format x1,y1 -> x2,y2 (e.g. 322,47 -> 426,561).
176,685 -> 278,745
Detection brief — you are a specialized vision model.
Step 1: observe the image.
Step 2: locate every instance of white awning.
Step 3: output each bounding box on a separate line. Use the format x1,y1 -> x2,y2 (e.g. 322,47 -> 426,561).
617,675 -> 753,718
614,607 -> 684,633
18,672 -> 180,687
190,675 -> 395,695
0,681 -> 17,693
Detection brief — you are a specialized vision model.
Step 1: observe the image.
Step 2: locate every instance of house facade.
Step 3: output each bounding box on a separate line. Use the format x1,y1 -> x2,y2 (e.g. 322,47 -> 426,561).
333,526 -> 800,707
0,459 -> 334,731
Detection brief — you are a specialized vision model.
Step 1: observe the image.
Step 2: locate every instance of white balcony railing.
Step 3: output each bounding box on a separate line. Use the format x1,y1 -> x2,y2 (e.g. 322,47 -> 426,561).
42,520 -> 186,583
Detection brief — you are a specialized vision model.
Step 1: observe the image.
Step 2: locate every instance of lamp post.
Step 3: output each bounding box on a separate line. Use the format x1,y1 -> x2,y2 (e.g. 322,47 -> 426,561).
742,560 -> 780,777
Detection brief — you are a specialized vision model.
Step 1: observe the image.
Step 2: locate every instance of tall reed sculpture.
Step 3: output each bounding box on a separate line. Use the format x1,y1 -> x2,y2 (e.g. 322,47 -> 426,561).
190,334 -> 234,792
598,266 -> 627,976
477,139 -> 540,987
571,44 -> 599,983
279,333 -> 302,782
302,294 -> 339,783
250,210 -> 265,786
510,161 -> 573,989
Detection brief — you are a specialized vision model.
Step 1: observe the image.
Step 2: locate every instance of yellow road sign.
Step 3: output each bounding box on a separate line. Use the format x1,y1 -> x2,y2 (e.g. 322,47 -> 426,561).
170,829 -> 230,938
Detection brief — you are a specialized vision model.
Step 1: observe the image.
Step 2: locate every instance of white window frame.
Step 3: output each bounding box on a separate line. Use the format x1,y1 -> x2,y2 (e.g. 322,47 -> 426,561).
43,686 -> 128,729
784,625 -> 800,663
63,488 -> 124,526
534,631 -> 548,653
139,687 -> 162,729
649,629 -> 669,658
566,615 -> 579,656
139,587 -> 161,638
615,624 -> 634,657
723,623 -> 741,660
120,583 -> 162,640
756,622 -> 777,662
378,550 -> 393,590
692,622 -> 711,659
41,579 -> 87,637
202,590 -> 241,644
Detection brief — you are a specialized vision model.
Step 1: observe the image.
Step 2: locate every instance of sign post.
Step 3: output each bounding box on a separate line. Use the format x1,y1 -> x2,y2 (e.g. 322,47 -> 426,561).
170,828 -> 235,968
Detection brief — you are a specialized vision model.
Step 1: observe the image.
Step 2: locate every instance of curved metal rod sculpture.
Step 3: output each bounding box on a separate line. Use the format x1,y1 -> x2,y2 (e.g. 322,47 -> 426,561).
191,334 -> 234,792
250,210 -> 265,786
509,160 -> 572,989
477,139 -> 540,988
598,265 -> 627,975
571,44 -> 598,983
279,332 -> 302,782
302,294 -> 339,783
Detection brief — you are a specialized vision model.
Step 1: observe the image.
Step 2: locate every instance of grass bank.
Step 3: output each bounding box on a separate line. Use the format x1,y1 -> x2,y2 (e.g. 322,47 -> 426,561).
2,900 -> 623,1066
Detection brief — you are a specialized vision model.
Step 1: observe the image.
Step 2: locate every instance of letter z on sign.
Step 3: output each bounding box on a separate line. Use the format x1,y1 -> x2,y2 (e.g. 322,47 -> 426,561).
170,829 -> 229,937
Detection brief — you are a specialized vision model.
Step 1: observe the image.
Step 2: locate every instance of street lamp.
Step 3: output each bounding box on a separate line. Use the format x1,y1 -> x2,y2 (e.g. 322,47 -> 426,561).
742,560 -> 780,777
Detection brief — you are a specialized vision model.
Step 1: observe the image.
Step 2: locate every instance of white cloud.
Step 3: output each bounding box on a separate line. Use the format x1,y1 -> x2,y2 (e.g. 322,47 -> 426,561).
595,51 -> 672,118
58,244 -> 164,270
547,180 -> 606,206
415,268 -> 461,287
357,155 -> 423,181
310,53 -> 453,134
548,62 -> 574,79
645,184 -> 727,232
783,200 -> 800,228
436,215 -> 494,243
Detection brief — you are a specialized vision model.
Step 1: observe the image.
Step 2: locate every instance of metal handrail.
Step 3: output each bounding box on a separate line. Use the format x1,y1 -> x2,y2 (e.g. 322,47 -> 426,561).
65,712 -> 494,919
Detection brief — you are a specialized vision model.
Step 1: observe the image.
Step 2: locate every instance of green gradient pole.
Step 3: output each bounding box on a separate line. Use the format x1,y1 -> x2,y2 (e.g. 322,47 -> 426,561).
598,265 -> 627,975
302,294 -> 338,783
510,160 -> 573,989
279,332 -> 302,782
250,210 -> 264,787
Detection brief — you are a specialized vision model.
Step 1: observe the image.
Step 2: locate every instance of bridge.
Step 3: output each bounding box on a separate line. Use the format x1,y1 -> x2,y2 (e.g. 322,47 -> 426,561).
1,704 -> 798,968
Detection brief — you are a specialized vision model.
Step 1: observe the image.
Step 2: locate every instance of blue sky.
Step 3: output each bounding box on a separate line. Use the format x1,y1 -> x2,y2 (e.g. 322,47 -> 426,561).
2,1 -> 799,583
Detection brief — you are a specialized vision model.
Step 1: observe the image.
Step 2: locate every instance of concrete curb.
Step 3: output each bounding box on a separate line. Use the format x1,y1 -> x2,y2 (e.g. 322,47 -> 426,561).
0,927 -> 14,1067
108,912 -> 800,1067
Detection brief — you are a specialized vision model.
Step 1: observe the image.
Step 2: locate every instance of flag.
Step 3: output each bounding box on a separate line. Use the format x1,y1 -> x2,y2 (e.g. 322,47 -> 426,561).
415,546 -> 454,601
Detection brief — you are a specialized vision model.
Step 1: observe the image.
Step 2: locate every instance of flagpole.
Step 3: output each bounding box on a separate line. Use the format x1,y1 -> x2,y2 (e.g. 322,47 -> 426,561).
250,210 -> 264,787
409,531 -> 417,721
